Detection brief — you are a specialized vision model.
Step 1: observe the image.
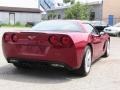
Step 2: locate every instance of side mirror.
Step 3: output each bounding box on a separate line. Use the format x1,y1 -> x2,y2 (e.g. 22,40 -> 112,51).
100,32 -> 105,35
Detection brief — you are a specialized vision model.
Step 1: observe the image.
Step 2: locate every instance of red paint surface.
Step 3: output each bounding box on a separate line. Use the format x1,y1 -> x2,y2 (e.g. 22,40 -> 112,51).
2,20 -> 110,69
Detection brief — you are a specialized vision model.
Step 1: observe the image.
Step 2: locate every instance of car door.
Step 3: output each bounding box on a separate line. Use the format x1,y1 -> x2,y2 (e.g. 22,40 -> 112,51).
91,28 -> 104,60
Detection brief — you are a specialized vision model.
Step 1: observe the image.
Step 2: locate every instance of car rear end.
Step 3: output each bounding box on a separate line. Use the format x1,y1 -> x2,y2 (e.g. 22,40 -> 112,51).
2,32 -> 79,69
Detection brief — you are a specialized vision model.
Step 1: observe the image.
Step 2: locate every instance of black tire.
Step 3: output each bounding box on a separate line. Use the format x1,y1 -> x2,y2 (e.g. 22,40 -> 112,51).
103,40 -> 110,57
118,32 -> 120,37
13,62 -> 32,69
74,46 -> 92,76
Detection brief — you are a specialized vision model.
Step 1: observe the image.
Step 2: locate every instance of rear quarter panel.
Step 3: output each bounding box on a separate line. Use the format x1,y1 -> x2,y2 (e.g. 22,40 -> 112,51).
67,32 -> 92,68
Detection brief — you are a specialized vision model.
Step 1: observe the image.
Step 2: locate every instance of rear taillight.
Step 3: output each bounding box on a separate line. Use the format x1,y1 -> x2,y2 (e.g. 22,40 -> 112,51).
11,34 -> 18,42
3,33 -> 18,42
49,35 -> 73,48
4,34 -> 11,42
49,35 -> 58,45
61,36 -> 71,45
61,36 -> 72,47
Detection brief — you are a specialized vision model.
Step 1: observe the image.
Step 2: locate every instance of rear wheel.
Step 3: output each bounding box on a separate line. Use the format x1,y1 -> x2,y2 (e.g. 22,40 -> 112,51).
117,32 -> 120,37
75,46 -> 92,76
103,40 -> 110,57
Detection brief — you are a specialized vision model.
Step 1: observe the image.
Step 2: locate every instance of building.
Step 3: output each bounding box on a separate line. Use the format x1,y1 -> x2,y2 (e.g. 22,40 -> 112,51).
102,0 -> 120,25
0,6 -> 42,25
39,0 -> 55,10
88,1 -> 103,21
0,0 -> 42,25
39,0 -> 64,11
42,1 -> 103,20
42,6 -> 69,20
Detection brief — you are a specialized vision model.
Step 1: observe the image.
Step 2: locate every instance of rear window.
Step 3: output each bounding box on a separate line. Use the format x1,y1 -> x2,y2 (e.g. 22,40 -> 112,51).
83,23 -> 94,33
32,20 -> 83,32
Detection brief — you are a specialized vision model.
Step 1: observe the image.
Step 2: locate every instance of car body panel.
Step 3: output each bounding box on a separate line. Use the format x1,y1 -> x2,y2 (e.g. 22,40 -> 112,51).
2,20 -> 110,70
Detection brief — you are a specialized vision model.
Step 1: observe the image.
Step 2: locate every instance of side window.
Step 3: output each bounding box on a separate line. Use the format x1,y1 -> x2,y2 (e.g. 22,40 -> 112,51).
84,23 -> 99,35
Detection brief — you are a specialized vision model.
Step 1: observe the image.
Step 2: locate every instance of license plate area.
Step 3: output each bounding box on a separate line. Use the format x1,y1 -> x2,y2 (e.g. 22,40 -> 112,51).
21,45 -> 46,54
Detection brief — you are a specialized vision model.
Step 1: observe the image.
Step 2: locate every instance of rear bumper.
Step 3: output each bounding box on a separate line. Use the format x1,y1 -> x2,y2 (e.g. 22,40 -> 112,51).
2,43 -> 84,69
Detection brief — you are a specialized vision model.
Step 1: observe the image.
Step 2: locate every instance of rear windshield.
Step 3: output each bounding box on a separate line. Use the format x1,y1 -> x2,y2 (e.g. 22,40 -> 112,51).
32,21 -> 82,32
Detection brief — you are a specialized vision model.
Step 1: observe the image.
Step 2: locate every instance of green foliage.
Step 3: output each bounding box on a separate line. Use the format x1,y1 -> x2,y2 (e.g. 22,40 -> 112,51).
48,12 -> 57,20
0,22 -> 31,27
71,0 -> 75,4
15,22 -> 22,26
63,0 -> 71,3
63,0 -> 75,4
64,2 -> 90,20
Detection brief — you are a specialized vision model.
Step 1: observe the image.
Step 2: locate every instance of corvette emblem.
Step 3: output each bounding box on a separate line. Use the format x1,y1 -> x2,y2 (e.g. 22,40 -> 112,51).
28,36 -> 36,40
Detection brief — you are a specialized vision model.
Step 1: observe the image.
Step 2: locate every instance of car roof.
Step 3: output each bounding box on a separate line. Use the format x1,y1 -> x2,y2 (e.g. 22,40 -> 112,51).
47,20 -> 82,23
45,20 -> 92,26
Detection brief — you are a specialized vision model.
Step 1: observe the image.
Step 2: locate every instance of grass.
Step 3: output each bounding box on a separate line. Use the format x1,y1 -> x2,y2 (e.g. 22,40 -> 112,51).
0,22 -> 32,28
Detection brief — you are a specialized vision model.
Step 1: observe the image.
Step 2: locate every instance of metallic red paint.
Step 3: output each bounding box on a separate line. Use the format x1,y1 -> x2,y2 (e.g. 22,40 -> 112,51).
2,20 -> 110,70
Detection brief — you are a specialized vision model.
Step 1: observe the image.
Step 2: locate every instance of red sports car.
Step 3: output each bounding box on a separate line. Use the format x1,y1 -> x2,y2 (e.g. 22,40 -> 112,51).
2,20 -> 110,76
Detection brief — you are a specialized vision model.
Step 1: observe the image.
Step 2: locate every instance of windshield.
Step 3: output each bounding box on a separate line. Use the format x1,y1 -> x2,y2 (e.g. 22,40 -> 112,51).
32,20 -> 82,32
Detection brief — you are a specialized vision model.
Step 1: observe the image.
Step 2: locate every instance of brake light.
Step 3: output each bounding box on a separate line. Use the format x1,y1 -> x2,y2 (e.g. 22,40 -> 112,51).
61,36 -> 70,45
4,34 -> 11,42
12,34 -> 18,42
61,36 -> 72,47
49,35 -> 59,45
49,35 -> 73,48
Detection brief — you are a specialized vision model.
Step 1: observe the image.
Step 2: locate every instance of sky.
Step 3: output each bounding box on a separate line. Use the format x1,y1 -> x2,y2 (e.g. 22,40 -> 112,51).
0,0 -> 39,8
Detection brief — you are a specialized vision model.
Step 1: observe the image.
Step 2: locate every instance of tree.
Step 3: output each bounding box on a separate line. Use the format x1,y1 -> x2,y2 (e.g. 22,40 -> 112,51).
47,12 -> 56,20
63,0 -> 71,3
63,0 -> 75,4
64,2 -> 90,20
71,0 -> 75,4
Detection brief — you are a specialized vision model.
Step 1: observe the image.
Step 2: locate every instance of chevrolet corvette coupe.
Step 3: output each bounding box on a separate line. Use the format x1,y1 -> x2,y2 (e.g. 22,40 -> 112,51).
2,20 -> 110,76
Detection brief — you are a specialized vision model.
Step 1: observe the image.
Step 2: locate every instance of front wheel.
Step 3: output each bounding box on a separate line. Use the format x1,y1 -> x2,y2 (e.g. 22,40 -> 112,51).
74,46 -> 92,76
